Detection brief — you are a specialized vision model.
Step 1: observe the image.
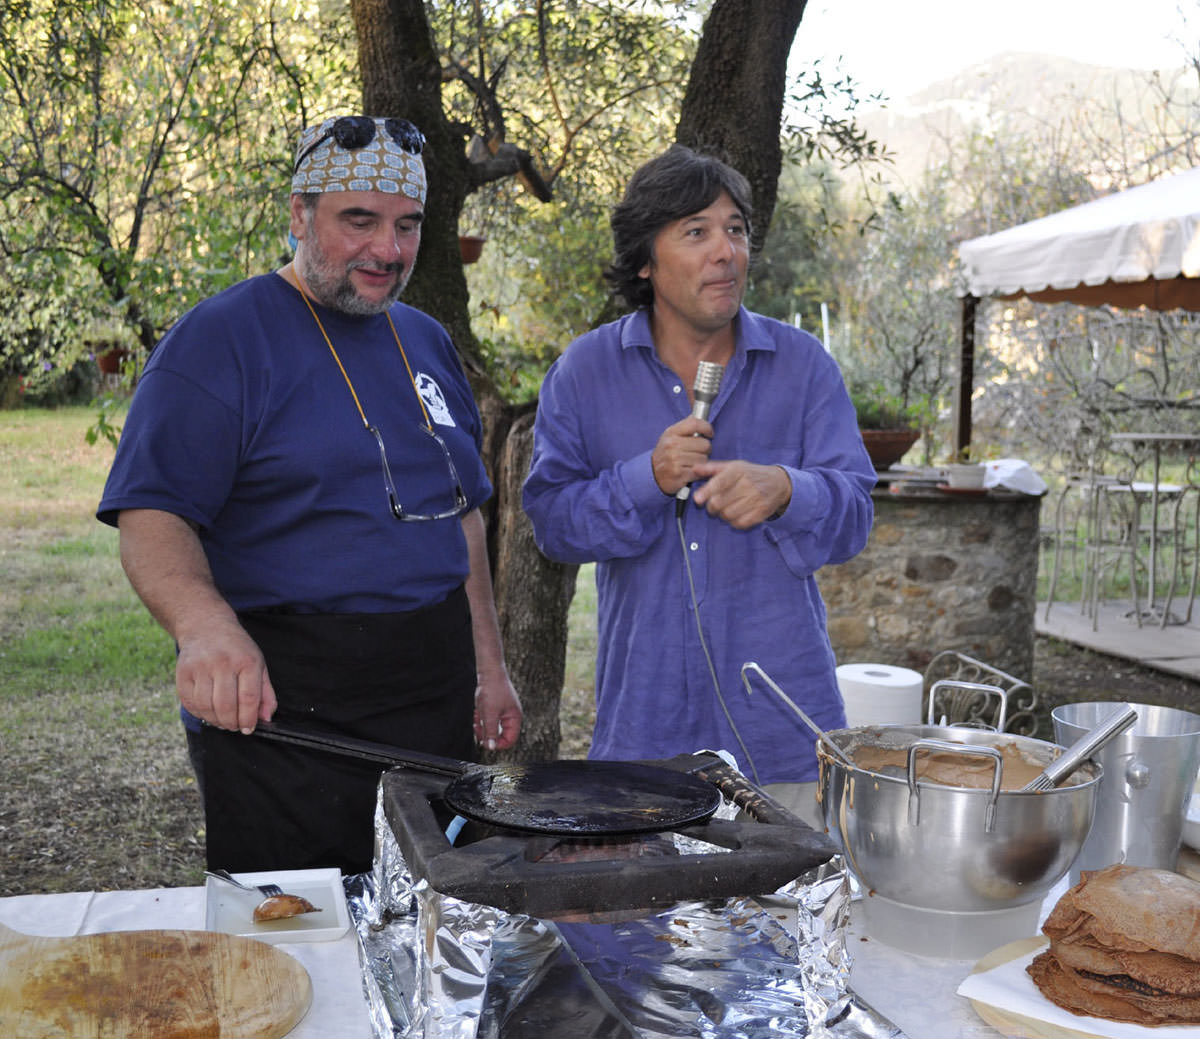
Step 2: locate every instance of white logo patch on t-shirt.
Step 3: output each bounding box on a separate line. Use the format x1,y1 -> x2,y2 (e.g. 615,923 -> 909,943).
415,372 -> 456,427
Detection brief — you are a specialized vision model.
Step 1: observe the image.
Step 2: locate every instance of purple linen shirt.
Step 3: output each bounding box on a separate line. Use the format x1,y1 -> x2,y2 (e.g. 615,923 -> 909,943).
523,307 -> 876,784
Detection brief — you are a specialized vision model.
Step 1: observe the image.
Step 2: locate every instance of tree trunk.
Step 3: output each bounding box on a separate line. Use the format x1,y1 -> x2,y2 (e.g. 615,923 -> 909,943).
675,0 -> 808,254
492,412 -> 580,760
350,0 -> 577,763
351,0 -> 482,375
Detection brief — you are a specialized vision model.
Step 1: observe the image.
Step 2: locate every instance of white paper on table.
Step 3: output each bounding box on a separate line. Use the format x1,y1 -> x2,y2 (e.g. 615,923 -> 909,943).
82,886 -> 201,932
982,458 -> 1048,495
0,890 -> 94,936
957,945 -> 1199,1039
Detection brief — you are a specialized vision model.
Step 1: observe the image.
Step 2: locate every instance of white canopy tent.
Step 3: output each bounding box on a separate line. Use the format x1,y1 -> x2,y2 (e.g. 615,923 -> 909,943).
953,166 -> 1200,452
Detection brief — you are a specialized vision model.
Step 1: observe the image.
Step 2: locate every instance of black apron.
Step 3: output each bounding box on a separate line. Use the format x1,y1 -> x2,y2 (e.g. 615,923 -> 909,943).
189,585 -> 475,874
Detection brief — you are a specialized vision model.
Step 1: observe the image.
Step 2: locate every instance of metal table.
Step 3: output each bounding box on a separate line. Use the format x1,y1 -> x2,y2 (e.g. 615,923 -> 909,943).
1109,432 -> 1200,626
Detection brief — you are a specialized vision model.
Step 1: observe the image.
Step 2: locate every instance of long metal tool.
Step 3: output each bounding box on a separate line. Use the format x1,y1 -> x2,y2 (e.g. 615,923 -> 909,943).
250,719 -> 723,836
740,661 -> 857,769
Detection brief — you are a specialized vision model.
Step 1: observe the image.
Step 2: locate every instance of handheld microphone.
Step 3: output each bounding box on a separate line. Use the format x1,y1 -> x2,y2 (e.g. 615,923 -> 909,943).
675,360 -> 724,510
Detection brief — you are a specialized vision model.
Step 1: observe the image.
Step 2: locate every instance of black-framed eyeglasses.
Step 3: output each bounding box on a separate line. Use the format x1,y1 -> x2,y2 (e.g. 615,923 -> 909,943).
294,116 -> 426,174
368,423 -> 468,522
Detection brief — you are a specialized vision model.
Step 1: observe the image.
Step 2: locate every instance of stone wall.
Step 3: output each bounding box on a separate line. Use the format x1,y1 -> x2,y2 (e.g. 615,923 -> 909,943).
819,489 -> 1043,682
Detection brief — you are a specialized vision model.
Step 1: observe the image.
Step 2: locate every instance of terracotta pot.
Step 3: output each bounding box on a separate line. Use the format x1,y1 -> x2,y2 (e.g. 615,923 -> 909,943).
860,428 -> 919,470
458,235 -> 487,264
96,348 -> 129,375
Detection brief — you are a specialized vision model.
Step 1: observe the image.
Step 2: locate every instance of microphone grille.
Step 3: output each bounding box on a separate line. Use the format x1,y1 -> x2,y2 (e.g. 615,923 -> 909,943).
693,361 -> 724,402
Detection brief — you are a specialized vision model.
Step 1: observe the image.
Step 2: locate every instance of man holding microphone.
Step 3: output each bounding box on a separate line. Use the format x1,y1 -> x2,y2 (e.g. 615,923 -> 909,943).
523,145 -> 875,825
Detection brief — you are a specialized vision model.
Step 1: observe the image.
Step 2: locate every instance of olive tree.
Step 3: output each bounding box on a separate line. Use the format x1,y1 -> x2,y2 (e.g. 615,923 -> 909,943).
0,0 -> 355,392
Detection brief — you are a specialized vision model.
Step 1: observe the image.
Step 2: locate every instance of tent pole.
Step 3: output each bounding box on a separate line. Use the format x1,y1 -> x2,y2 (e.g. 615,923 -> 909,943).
956,295 -> 977,459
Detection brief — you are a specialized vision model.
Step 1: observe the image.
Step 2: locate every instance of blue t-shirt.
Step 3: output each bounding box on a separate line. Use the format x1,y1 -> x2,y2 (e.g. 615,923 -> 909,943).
522,307 -> 876,783
98,273 -> 491,614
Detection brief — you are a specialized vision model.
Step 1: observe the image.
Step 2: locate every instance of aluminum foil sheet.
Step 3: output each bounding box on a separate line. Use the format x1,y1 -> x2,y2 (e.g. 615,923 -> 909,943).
345,786 -> 908,1039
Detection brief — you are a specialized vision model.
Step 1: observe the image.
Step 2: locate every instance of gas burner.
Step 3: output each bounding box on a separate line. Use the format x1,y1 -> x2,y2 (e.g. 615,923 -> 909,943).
381,753 -> 837,919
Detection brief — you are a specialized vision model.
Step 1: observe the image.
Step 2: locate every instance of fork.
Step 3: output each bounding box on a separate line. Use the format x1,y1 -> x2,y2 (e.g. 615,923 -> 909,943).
1020,704 -> 1138,791
205,869 -> 284,898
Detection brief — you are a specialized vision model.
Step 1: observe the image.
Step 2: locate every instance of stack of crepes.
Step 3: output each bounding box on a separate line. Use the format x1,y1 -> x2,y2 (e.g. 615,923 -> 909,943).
1027,864 -> 1200,1025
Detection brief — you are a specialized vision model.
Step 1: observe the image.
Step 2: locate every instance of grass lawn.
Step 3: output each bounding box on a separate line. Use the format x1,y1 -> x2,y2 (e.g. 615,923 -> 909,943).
0,405 -> 205,895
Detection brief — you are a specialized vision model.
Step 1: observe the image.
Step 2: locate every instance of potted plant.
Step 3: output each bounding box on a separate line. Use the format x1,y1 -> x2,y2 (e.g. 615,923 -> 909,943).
849,383 -> 922,470
458,234 -> 487,265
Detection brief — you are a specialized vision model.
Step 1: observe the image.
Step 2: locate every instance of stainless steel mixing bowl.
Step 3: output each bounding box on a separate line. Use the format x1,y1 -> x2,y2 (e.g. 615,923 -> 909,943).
818,724 -> 1101,913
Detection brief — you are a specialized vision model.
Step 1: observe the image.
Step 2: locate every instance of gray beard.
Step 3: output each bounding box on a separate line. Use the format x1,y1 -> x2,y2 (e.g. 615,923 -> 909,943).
296,241 -> 410,317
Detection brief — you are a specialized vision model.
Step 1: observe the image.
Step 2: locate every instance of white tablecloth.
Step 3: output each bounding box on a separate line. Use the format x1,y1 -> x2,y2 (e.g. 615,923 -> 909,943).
848,918 -> 1003,1039
3,879 -> 1091,1039
0,885 -> 374,1038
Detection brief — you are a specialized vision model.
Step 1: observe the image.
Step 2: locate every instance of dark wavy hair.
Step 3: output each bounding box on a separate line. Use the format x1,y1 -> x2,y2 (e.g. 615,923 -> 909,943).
603,145 -> 753,311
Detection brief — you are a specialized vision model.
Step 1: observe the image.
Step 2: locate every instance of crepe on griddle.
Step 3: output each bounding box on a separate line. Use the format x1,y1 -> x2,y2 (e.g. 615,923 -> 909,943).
1026,864 -> 1200,1026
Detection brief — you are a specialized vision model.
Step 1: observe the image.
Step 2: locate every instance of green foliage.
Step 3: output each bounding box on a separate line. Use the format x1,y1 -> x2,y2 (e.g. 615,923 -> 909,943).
746,160 -> 846,325
847,382 -> 923,430
825,182 -> 961,446
437,1 -> 699,371
84,393 -> 126,448
466,194 -> 615,392
0,0 -> 357,386
0,252 -> 102,401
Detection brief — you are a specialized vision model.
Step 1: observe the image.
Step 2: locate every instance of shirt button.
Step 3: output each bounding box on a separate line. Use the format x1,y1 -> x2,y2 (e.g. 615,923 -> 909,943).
690,542 -> 699,551
673,384 -> 683,394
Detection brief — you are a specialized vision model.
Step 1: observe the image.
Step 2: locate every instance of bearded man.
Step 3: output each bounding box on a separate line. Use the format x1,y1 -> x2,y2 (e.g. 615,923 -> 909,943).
99,116 -> 521,874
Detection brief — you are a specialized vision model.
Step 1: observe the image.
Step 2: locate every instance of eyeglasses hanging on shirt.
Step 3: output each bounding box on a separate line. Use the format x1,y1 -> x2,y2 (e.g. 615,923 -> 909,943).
294,278 -> 469,522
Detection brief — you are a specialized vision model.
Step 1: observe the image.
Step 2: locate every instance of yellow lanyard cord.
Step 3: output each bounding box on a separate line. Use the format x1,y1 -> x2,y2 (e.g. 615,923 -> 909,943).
293,275 -> 433,432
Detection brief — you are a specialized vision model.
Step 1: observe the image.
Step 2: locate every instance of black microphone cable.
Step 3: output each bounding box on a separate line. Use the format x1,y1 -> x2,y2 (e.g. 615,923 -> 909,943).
671,360 -> 760,782
676,507 -> 760,784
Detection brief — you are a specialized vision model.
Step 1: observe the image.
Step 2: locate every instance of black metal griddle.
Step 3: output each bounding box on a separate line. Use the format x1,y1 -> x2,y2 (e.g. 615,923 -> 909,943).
253,720 -> 838,918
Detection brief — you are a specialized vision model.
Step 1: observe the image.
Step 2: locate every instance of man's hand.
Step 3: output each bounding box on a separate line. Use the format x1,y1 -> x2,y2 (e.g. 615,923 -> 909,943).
474,673 -> 523,751
175,616 -> 277,733
691,460 -> 791,529
117,508 -> 275,734
651,416 -> 714,495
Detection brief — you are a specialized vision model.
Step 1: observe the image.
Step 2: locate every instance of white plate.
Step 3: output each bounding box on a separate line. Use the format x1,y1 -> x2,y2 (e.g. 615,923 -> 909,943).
1184,792 -> 1200,852
205,867 -> 350,944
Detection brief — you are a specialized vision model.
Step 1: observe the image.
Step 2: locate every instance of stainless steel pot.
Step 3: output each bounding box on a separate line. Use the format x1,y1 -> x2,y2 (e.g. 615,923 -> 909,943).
818,724 -> 1102,913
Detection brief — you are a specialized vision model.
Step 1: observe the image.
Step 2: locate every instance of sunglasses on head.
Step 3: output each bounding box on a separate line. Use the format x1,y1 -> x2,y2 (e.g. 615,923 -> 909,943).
294,116 -> 425,174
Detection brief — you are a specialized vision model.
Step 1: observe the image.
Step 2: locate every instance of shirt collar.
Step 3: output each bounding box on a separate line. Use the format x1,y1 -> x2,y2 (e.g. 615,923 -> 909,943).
617,305 -> 777,359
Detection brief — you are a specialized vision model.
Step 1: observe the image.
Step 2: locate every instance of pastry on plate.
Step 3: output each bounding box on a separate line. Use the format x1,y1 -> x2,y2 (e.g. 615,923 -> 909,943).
1027,863 -> 1200,1025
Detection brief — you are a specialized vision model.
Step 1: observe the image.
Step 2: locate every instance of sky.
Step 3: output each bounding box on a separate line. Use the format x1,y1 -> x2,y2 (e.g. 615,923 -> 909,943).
788,0 -> 1194,103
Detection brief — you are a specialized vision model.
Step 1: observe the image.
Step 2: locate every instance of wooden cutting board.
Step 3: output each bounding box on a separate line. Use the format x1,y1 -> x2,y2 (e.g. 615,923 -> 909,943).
0,921 -> 311,1038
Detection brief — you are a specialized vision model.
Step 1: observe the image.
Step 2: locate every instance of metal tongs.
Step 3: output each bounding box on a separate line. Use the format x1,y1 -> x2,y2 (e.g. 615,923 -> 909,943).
1020,703 -> 1138,791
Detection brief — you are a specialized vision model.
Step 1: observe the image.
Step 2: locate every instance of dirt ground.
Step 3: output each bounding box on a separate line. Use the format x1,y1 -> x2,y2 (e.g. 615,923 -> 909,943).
1029,636 -> 1200,731
1,636 -> 1196,898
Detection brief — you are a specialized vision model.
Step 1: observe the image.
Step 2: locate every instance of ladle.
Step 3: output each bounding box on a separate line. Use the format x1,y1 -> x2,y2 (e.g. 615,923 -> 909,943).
740,662 -> 857,769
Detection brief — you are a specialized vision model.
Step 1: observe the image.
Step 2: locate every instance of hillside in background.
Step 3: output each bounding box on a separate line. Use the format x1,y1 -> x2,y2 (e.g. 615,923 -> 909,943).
859,51 -> 1197,188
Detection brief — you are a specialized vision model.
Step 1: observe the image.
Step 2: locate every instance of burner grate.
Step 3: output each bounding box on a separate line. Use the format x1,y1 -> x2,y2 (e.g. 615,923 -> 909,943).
381,753 -> 837,919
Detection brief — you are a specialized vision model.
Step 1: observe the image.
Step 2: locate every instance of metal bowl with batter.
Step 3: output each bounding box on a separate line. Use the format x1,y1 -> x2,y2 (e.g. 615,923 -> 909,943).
818,724 -> 1101,916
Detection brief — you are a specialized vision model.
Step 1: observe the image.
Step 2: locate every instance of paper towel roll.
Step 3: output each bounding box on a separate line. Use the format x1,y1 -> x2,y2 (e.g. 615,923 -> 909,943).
836,663 -> 924,728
